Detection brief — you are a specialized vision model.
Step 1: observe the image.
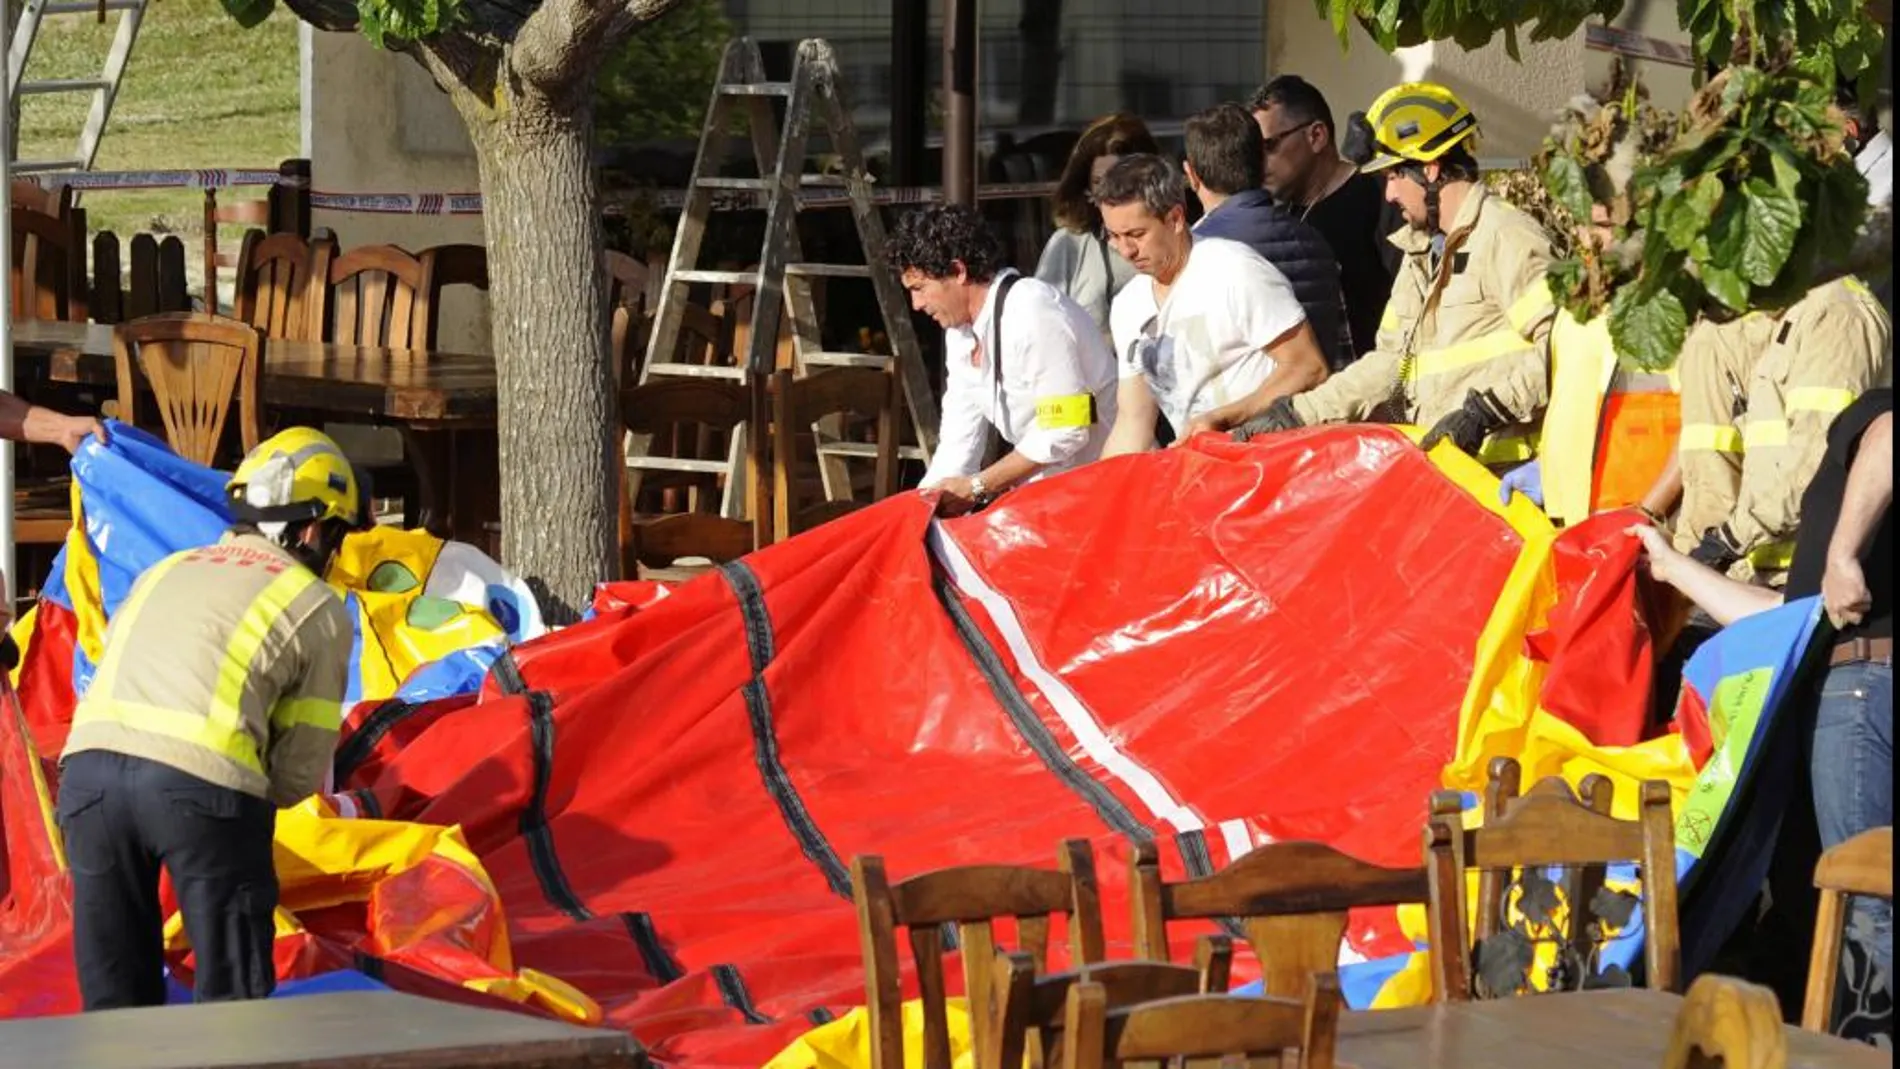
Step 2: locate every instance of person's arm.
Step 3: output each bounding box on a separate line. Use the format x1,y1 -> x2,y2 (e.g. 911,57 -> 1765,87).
1822,410 -> 1892,629
0,390 -> 106,453
264,602 -> 352,807
920,373 -> 992,491
1478,217 -> 1558,424
1102,375 -> 1160,458
1186,321 -> 1329,436
1628,523 -> 1784,627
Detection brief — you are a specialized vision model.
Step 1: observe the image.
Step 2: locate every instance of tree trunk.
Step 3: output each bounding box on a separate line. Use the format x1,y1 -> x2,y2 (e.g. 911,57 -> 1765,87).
465,94 -> 617,624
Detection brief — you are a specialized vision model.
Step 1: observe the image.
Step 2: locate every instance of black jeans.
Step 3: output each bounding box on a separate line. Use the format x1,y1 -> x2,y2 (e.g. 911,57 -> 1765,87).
56,751 -> 278,1009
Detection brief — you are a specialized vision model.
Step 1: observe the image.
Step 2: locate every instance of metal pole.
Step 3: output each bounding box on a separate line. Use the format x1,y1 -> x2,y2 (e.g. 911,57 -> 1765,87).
890,0 -> 927,188
1,1 -> 17,608
943,0 -> 978,207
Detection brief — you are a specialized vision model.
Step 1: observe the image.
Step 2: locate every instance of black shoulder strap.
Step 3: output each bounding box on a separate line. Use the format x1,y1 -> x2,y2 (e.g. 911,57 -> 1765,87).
991,271 -> 1022,394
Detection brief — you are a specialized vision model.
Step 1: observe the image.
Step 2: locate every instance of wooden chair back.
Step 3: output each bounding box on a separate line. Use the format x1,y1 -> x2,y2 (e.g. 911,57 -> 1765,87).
624,512 -> 755,580
1058,973 -> 1341,1069
326,244 -> 428,349
989,941 -> 1232,1069
10,206 -> 89,323
11,179 -> 71,217
606,250 -> 655,383
1801,825 -> 1893,1032
1131,837 -> 1447,1001
619,378 -> 769,568
770,366 -> 900,541
234,232 -> 334,341
89,232 -> 193,325
418,243 -> 490,351
1425,757 -> 1681,1000
852,840 -> 1107,1069
1664,973 -> 1790,1069
111,312 -> 263,467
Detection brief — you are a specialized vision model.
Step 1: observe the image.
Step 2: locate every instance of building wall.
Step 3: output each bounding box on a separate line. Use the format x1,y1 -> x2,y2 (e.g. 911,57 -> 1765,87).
302,25 -> 491,354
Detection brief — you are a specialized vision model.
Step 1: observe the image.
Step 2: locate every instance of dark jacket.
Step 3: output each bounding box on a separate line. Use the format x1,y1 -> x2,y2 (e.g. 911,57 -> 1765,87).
1193,189 -> 1354,370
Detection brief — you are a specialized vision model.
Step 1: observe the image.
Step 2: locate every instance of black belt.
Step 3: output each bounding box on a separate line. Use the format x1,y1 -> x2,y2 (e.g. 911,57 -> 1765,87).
1830,635 -> 1893,666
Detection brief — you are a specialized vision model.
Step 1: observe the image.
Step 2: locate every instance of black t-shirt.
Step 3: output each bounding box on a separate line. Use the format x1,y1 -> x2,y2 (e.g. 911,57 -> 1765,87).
1298,171 -> 1402,362
1785,388 -> 1892,641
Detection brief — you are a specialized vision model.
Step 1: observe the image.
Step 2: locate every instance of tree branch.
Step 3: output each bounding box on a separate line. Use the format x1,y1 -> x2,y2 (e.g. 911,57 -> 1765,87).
510,0 -> 689,92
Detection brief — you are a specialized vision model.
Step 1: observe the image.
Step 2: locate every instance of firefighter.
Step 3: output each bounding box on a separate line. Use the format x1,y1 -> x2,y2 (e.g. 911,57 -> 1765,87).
1676,277 -> 1892,585
55,428 -> 364,1009
1228,81 -> 1555,466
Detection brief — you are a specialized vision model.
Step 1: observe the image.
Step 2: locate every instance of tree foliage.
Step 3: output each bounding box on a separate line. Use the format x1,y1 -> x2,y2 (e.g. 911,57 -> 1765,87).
594,0 -> 728,147
1317,0 -> 1889,370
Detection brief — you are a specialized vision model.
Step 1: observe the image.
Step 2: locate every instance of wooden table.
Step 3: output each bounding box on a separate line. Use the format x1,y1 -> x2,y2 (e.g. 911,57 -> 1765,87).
11,319 -> 499,543
1335,989 -> 1887,1069
0,991 -> 643,1069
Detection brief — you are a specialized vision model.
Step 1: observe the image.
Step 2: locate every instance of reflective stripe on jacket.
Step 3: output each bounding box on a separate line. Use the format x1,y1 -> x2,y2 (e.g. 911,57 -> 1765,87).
1290,184 -> 1555,459
61,531 -> 353,806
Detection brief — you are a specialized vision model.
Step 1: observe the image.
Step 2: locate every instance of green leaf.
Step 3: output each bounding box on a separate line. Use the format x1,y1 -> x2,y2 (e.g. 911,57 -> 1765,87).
1701,261 -> 1750,311
1661,175 -> 1724,250
1768,150 -> 1802,197
1542,155 -> 1594,223
1738,177 -> 1803,287
1610,283 -> 1689,372
219,0 -> 275,28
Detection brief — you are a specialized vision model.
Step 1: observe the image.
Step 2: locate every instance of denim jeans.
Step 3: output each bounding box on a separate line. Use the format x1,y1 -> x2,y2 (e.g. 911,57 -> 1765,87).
1811,656 -> 1893,991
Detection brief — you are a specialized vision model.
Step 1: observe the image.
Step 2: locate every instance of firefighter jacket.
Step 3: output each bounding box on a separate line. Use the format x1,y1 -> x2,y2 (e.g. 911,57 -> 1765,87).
1289,183 -> 1555,464
61,532 -> 353,806
1538,312 -> 1680,526
1675,278 -> 1893,581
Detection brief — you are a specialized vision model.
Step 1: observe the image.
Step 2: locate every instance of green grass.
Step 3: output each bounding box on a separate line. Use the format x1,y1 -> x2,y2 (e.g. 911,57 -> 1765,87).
16,0 -> 300,274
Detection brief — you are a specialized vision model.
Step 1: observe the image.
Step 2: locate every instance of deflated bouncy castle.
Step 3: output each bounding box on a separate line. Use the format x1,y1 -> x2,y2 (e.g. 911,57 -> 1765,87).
0,421 -> 1830,1067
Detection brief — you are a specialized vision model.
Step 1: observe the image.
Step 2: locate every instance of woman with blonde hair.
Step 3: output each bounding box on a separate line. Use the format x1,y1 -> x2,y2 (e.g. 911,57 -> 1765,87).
1034,112 -> 1160,337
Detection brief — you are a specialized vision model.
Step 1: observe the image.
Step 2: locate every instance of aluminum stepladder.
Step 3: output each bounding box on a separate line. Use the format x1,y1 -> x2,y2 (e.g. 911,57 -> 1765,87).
630,36 -> 938,537
8,0 -> 150,174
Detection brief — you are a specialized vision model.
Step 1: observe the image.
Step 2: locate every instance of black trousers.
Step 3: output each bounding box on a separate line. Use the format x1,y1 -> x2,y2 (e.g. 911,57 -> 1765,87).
56,751 -> 278,1009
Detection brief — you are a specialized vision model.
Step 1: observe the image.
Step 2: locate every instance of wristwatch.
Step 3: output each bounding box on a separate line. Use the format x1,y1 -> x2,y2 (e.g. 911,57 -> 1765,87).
969,474 -> 991,504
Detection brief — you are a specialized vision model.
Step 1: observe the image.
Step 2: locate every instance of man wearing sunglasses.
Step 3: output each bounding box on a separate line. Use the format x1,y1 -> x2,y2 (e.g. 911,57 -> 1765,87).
1250,76 -> 1401,364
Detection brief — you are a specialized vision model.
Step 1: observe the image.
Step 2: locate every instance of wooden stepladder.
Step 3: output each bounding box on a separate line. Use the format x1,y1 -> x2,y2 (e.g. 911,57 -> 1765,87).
629,36 -> 938,540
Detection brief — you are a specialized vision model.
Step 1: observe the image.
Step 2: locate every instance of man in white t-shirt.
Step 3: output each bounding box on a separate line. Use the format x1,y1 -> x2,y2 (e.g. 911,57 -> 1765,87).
889,204 -> 1120,516
1095,154 -> 1331,457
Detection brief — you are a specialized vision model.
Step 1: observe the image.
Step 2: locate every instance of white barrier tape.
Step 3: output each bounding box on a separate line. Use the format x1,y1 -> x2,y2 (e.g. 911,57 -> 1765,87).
30,168 -> 284,190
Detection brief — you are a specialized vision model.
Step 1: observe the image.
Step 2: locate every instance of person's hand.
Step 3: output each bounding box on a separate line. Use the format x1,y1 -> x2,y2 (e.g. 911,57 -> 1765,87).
1822,553 -> 1872,630
1232,397 -> 1303,443
927,476 -> 981,518
1625,522 -> 1685,589
1497,460 -> 1543,507
1183,412 -> 1228,441
1421,390 -> 1512,455
40,413 -> 107,454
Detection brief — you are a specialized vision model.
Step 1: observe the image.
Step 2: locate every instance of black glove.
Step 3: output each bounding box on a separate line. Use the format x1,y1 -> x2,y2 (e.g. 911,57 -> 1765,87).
1232,397 -> 1303,442
1421,389 -> 1514,455
1688,525 -> 1744,573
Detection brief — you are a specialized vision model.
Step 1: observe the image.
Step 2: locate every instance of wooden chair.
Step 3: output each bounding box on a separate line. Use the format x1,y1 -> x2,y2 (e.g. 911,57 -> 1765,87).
988,942 -> 1232,1069
233,232 -> 334,342
325,244 -> 428,349
605,250 -> 656,384
418,243 -> 489,351
203,189 -> 274,311
1425,757 -> 1681,1000
1663,973 -> 1790,1069
1131,836 -> 1456,1002
111,312 -> 263,467
10,206 -> 89,323
770,366 -> 900,542
624,512 -> 755,581
1801,825 -> 1893,1033
852,840 -> 1107,1069
1056,973 -> 1342,1069
619,378 -> 768,572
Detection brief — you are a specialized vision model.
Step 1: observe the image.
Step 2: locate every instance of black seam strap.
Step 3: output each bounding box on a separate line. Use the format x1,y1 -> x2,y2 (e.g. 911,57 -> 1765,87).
929,571 -> 1152,844
331,698 -> 415,785
718,561 -> 853,899
520,690 -> 591,922
491,647 -> 528,695
621,911 -> 685,985
712,963 -> 774,1025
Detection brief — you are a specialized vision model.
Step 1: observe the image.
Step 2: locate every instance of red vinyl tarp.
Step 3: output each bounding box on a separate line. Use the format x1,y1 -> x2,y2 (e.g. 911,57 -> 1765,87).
2,426 -> 1658,1066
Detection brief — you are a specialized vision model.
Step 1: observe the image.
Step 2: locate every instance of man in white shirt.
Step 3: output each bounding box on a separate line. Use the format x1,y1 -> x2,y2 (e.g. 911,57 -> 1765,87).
1094,154 -> 1331,457
888,204 -> 1120,516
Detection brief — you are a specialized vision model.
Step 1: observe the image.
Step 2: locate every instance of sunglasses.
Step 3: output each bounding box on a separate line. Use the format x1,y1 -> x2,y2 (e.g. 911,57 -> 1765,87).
1262,120 -> 1317,154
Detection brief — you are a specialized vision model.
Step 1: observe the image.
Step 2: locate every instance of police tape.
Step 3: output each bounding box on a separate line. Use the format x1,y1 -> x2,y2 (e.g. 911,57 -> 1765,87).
25,168 -> 1062,214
